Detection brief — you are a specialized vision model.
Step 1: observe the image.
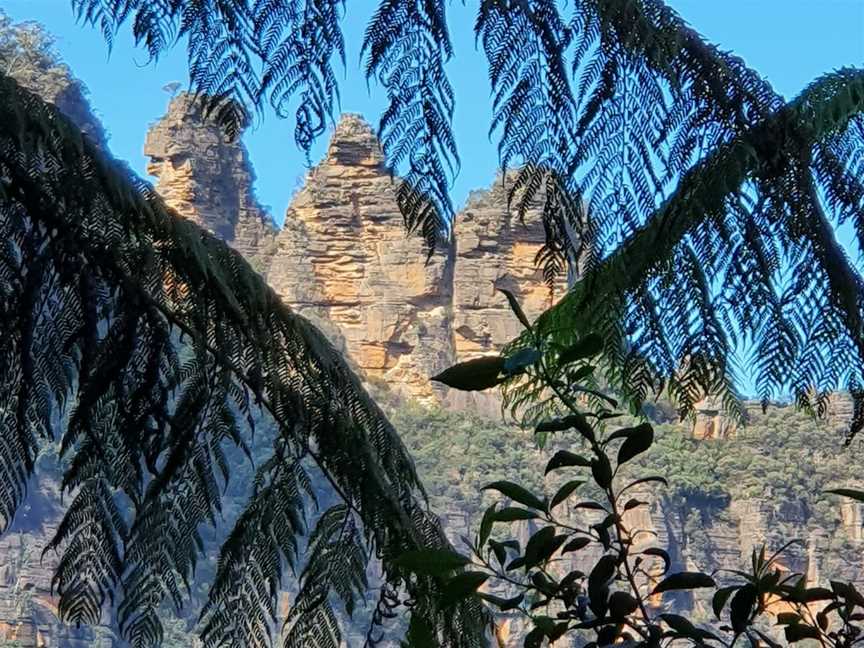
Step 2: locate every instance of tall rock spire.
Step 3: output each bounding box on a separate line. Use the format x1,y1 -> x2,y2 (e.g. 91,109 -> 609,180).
144,93 -> 277,272
267,114 -> 457,402
144,108 -> 565,405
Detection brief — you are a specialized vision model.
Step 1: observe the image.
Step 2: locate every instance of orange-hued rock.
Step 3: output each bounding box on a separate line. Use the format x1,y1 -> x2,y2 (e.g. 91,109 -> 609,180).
452,180 -> 566,356
265,115 -> 457,403
144,94 -> 277,272
692,397 -> 737,439
144,106 -> 567,405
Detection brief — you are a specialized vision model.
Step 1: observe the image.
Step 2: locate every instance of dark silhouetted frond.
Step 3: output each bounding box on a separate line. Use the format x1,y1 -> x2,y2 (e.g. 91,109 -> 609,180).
72,0 -> 345,149
362,0 -> 458,253
0,73 -> 488,648
504,66 -> 864,429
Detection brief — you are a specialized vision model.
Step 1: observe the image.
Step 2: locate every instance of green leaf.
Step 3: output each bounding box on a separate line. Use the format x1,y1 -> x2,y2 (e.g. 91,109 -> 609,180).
440,571 -> 489,607
830,580 -> 864,606
431,356 -> 506,391
712,585 -> 736,620
497,288 -> 532,331
573,501 -> 607,511
524,527 -> 567,567
826,488 -> 864,503
483,480 -> 545,510
613,423 -> 654,465
660,614 -> 715,641
536,413 -> 597,443
477,591 -> 523,611
393,549 -> 472,577
492,507 -> 539,522
776,612 -> 803,626
730,584 -> 757,633
608,591 -> 638,620
531,571 -> 557,595
503,348 -> 541,375
588,554 -> 616,618
488,539 -> 514,566
524,627 -> 545,648
479,504 -> 497,547
567,364 -> 595,382
796,587 -> 835,603
550,480 -> 584,509
652,571 -> 716,594
562,537 -> 591,554
544,450 -> 591,474
784,624 -> 821,643
640,547 -> 671,574
591,454 -> 613,489
568,412 -> 597,443
559,334 -> 603,365
536,417 -> 575,433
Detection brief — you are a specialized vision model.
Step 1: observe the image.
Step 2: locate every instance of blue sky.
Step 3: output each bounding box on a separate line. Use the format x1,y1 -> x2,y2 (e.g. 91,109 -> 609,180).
3,1 -> 863,224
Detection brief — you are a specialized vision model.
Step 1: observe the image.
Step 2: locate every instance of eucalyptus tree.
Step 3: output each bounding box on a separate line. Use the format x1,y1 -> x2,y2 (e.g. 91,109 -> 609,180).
1,0 -> 863,647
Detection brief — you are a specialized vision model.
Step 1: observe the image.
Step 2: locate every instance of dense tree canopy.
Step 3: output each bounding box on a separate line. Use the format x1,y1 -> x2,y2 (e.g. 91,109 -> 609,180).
1,0 -> 863,647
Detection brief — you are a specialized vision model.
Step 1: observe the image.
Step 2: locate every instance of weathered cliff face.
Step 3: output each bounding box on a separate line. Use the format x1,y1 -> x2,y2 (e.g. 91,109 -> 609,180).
452,181 -> 564,356
145,109 -> 561,404
144,94 -> 277,271
264,115 -> 457,402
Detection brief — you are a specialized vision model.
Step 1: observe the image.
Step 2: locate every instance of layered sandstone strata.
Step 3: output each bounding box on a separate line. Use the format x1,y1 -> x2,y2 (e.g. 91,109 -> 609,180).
144,94 -> 277,272
265,115 -> 457,402
144,106 -> 564,404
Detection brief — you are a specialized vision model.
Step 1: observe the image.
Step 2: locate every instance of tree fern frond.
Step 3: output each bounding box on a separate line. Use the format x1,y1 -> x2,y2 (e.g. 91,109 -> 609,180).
0,73 -> 488,647
504,67 -> 864,424
72,0 -> 346,149
477,0 -> 585,285
363,0 -> 458,252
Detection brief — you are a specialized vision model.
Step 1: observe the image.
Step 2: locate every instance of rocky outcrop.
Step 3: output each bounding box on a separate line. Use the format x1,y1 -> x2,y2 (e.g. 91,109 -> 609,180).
144,94 -> 277,272
692,397 -> 737,439
264,115 -> 457,402
145,109 -> 562,404
693,392 -> 857,439
453,180 -> 566,356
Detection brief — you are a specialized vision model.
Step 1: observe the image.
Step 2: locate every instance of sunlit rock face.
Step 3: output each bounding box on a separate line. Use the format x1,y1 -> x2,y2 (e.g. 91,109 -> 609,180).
452,178 -> 565,357
265,115 -> 457,403
144,93 -> 277,272
692,397 -> 738,439
145,106 -> 565,405
145,102 -> 563,404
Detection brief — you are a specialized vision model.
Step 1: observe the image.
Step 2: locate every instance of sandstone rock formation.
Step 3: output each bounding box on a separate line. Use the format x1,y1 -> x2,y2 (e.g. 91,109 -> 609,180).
692,397 -> 737,439
265,115 -> 457,402
453,180 -> 565,356
144,94 -> 277,272
145,108 -> 563,405
693,392 -> 856,440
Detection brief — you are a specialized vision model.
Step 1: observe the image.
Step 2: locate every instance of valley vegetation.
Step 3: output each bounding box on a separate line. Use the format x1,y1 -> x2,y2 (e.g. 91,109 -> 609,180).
0,0 -> 863,647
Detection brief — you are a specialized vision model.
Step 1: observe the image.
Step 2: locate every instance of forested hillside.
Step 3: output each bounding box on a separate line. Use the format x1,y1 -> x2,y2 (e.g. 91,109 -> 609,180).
391,398 -> 864,642
0,0 -> 864,648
